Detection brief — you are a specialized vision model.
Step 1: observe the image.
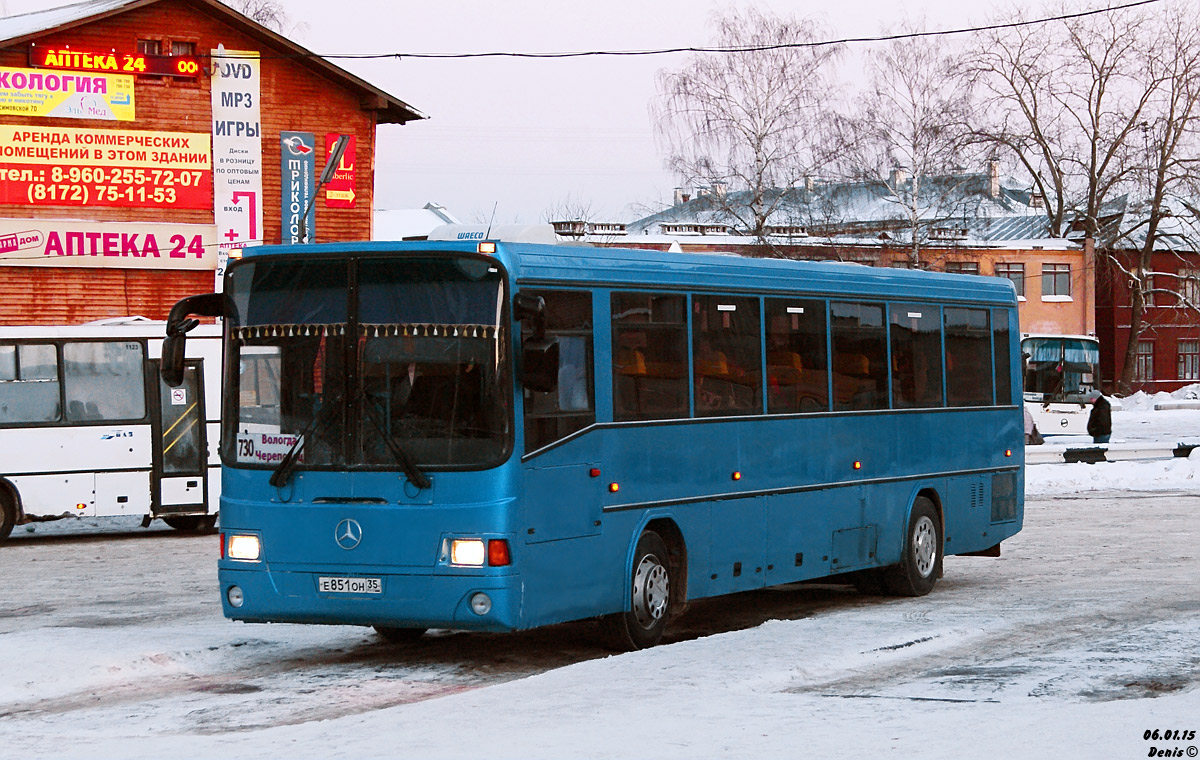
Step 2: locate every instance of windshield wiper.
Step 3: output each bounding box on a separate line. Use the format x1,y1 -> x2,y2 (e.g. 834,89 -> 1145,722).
269,394 -> 343,488
360,394 -> 432,490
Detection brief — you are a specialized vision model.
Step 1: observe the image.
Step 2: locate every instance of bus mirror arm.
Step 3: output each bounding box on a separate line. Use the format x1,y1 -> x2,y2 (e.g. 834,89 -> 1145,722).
513,293 -> 547,340
162,293 -> 230,387
522,338 -> 559,394
514,292 -> 558,392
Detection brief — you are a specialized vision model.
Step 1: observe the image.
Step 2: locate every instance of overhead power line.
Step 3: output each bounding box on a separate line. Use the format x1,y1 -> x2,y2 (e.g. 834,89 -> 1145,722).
253,0 -> 1164,62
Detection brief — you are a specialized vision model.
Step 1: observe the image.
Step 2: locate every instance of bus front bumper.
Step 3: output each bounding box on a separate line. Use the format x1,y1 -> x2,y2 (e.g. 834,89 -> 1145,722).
218,565 -> 524,632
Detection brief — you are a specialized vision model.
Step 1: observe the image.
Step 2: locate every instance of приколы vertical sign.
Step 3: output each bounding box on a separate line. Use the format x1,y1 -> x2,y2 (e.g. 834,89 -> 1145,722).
210,47 -> 263,282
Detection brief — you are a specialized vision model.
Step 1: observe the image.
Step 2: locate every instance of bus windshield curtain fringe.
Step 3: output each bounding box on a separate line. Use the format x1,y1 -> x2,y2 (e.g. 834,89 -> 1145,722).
358,323 -> 496,339
233,324 -> 348,341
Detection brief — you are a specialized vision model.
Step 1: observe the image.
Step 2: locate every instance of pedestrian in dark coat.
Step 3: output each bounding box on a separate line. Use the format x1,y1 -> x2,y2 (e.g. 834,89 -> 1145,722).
1086,390 -> 1112,444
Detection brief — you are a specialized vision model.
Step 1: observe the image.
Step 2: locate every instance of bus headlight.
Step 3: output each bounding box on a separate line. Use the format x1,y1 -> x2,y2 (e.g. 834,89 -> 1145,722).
451,539 -> 486,566
228,534 -> 262,561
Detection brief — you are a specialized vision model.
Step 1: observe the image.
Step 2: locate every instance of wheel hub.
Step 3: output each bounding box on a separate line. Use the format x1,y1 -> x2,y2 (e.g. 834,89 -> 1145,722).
632,553 -> 669,629
912,515 -> 937,577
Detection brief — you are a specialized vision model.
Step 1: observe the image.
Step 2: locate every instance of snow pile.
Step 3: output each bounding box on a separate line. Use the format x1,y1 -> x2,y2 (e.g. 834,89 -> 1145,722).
1118,383 -> 1200,412
1027,454 -> 1200,495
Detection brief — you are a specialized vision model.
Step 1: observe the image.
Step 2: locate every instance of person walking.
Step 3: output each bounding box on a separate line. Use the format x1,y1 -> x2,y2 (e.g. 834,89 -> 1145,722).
1086,390 -> 1112,444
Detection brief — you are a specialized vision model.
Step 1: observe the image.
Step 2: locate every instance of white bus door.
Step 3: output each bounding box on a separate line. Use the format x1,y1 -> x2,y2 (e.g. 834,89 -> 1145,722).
149,360 -> 209,516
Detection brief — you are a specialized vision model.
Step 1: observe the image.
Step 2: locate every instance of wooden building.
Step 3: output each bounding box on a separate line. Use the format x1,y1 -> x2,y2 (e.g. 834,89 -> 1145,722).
0,0 -> 422,325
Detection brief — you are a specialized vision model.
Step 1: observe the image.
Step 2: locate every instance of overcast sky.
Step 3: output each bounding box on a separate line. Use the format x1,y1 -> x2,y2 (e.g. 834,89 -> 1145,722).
6,0 -> 1020,223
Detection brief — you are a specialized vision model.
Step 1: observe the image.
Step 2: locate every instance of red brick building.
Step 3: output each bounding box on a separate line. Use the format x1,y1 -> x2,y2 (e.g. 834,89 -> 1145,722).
0,0 -> 421,325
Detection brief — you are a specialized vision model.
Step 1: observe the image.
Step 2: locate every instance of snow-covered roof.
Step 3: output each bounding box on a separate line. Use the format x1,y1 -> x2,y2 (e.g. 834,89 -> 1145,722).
0,0 -> 136,41
373,204 -> 461,241
628,170 -> 1058,247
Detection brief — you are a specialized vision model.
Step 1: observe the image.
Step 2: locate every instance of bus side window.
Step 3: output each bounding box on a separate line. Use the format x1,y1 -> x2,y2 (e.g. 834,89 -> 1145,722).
945,308 -> 994,406
63,342 -> 146,422
611,292 -> 687,422
889,304 -> 943,409
692,295 -> 761,416
830,302 -> 888,411
0,343 -> 61,424
992,308 -> 1012,404
523,290 -> 595,452
765,299 -> 828,413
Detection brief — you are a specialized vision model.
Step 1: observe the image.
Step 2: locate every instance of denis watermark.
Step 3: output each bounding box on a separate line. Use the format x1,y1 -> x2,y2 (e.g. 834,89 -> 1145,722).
1144,729 -> 1197,758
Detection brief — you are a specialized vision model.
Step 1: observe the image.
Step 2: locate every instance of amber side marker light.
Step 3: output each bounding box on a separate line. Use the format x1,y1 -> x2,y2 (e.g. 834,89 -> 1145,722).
609,483 -> 620,493
1005,449 -> 1013,457
731,471 -> 742,481
853,461 -> 862,470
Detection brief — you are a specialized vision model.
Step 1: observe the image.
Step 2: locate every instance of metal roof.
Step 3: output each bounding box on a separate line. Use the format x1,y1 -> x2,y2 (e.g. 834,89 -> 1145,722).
629,171 -> 1060,246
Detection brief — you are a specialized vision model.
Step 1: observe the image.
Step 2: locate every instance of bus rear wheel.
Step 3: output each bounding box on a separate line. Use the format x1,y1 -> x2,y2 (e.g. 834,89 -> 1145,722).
373,626 -> 427,644
602,530 -> 672,651
0,490 -> 16,542
162,514 -> 218,533
883,497 -> 942,597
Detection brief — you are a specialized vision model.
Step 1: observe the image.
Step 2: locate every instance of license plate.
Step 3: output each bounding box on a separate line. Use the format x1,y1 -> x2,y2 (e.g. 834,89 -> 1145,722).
317,576 -> 382,594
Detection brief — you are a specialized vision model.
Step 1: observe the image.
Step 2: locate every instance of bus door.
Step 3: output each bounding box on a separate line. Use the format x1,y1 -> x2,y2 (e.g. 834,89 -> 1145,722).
148,359 -> 208,515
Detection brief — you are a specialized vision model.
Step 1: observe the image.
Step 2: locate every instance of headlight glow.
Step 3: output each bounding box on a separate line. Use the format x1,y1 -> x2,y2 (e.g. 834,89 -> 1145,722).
450,538 -> 486,566
228,534 -> 262,561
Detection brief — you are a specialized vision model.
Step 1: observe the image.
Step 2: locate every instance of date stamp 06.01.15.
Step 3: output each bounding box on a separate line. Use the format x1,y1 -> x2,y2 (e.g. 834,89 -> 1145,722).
1144,729 -> 1197,758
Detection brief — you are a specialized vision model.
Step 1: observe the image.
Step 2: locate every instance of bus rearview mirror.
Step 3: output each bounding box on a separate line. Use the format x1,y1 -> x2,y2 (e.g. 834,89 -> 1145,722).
161,334 -> 186,387
523,338 -> 559,393
162,292 -> 230,387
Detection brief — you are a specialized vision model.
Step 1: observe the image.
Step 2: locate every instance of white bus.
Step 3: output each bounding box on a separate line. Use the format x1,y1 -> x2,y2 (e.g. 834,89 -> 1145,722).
1021,333 -> 1102,436
0,317 -> 221,541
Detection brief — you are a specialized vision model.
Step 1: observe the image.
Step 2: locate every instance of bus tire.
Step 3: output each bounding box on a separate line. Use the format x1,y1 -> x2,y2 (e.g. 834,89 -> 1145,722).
163,514 -> 218,533
373,626 -> 427,644
884,497 -> 942,597
602,530 -> 672,651
0,489 -> 16,542
850,568 -> 887,595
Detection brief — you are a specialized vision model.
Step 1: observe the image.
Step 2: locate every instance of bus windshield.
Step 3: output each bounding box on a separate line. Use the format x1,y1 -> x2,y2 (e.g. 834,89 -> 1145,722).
1021,336 -> 1100,403
223,254 -> 511,471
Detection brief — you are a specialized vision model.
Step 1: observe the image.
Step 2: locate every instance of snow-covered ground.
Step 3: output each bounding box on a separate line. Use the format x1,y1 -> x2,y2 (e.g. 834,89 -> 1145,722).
2,390 -> 1198,759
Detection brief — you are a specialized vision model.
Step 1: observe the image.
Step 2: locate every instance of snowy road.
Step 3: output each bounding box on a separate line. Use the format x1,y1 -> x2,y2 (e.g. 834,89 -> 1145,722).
1,487 -> 1198,758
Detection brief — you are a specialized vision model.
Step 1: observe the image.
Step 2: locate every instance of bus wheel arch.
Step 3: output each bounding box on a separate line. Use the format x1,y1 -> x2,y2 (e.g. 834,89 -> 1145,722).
0,479 -> 23,542
644,517 -> 688,617
603,525 -> 681,651
883,492 -> 943,597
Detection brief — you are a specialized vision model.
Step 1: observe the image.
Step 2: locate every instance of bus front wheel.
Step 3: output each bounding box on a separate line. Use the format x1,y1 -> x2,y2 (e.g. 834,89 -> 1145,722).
373,626 -> 427,644
884,497 -> 942,597
0,490 -> 16,542
162,514 -> 218,533
603,530 -> 672,651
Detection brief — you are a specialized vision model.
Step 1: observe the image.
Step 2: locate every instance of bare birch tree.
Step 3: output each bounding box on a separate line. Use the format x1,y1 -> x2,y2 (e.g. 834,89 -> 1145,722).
1104,5 -> 1200,391
835,21 -> 977,263
966,2 -> 1158,239
652,8 -> 840,245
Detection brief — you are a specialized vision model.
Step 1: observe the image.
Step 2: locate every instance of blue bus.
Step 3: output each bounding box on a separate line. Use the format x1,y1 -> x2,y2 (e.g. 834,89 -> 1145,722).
164,236 -> 1023,650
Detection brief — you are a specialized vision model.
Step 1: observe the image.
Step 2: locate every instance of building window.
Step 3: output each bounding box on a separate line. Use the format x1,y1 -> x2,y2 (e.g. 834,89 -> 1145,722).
995,263 -> 1024,297
1179,341 -> 1200,381
1179,269 -> 1200,306
1136,340 -> 1155,382
136,39 -> 162,56
945,261 -> 979,275
1042,263 -> 1072,298
171,40 -> 196,57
